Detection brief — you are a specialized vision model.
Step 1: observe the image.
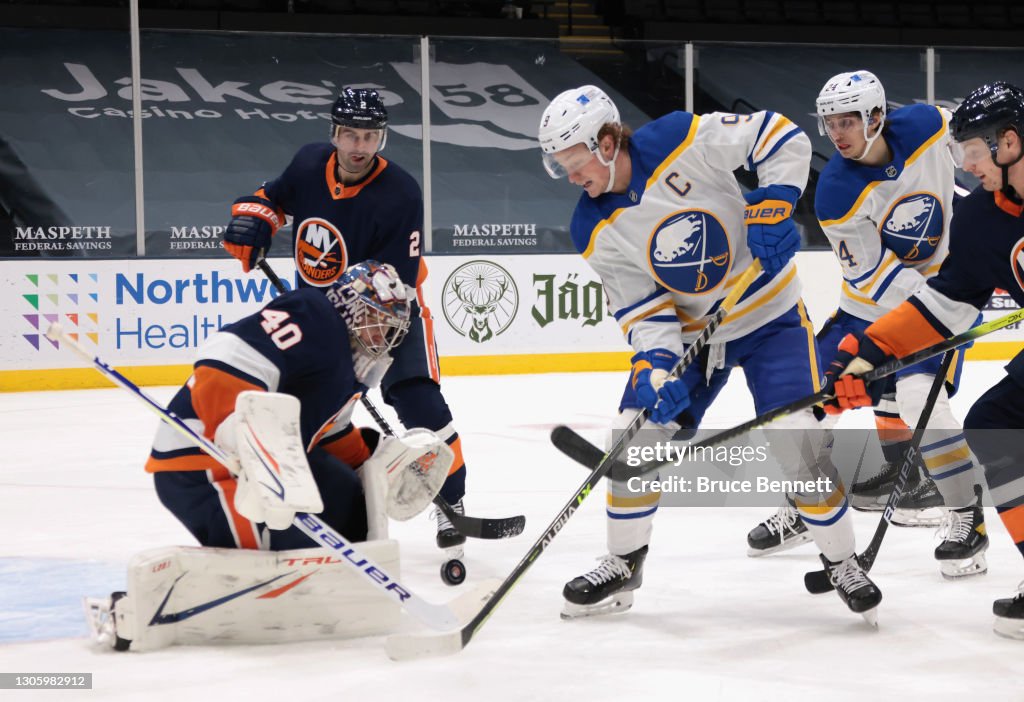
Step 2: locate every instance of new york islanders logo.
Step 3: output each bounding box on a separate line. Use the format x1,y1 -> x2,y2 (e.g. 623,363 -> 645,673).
1011,236 -> 1024,295
879,193 -> 943,263
295,218 -> 348,287
648,210 -> 731,294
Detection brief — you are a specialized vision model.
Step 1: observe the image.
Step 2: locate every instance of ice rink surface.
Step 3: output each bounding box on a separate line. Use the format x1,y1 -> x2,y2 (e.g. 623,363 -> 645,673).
1,363 -> 1022,701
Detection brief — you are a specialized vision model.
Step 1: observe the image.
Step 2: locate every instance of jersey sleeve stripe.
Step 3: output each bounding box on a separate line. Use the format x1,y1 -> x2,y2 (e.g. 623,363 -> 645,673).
618,299 -> 677,334
870,263 -> 905,302
613,287 -> 672,320
751,126 -> 803,168
198,332 -> 281,392
751,115 -> 795,160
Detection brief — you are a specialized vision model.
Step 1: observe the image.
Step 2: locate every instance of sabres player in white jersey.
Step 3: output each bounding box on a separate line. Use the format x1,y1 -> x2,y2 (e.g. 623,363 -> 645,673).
746,71 -> 986,579
539,85 -> 881,622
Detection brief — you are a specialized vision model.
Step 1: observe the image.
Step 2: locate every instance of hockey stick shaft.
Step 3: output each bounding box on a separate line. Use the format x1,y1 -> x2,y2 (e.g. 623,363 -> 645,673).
255,258 -> 524,540
46,322 -> 461,631
804,350 -> 955,593
693,307 -> 1024,450
395,261 -> 764,656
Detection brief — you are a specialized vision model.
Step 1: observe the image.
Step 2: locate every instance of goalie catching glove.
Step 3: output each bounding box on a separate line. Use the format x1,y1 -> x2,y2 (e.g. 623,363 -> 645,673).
214,391 -> 323,530
361,428 -> 455,521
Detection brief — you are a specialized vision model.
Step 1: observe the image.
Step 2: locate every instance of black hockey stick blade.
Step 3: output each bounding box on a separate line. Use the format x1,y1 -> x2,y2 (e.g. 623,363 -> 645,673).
433,497 -> 525,540
551,426 -> 606,470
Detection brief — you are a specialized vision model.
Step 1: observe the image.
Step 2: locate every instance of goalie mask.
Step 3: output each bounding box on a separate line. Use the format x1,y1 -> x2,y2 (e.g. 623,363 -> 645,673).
331,87 -> 388,152
327,260 -> 411,358
816,70 -> 887,160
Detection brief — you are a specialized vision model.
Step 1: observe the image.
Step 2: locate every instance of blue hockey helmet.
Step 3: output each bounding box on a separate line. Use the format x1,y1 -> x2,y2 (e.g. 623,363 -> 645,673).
326,260 -> 411,357
331,87 -> 388,151
951,82 -> 1024,150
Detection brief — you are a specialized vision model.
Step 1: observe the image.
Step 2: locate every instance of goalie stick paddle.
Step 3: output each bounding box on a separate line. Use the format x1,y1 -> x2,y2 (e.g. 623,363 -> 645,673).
45,322 -> 491,632
803,350 -> 955,595
255,259 -> 525,541
385,261 -> 765,661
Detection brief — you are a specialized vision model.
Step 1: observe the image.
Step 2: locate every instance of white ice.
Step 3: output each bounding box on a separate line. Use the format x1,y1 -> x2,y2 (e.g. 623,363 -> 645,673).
1,363 -> 1022,701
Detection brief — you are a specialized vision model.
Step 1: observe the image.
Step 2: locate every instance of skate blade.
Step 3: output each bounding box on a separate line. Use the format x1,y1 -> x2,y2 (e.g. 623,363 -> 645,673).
442,546 -> 465,560
860,607 -> 879,628
891,507 -> 945,528
993,615 -> 1024,640
939,552 -> 988,580
746,532 -> 813,557
561,590 -> 634,620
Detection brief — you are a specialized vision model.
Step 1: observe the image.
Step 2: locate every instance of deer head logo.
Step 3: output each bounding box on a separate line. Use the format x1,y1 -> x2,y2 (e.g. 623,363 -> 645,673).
442,261 -> 519,343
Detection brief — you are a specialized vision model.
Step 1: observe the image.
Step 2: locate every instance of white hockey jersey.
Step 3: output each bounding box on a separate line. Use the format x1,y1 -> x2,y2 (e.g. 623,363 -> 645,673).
814,104 -> 955,322
569,110 -> 811,356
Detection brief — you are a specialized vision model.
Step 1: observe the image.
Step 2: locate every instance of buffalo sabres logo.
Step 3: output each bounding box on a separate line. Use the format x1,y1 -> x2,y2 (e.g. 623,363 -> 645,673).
294,218 -> 348,287
648,209 -> 731,294
879,192 -> 943,262
1012,236 -> 1024,295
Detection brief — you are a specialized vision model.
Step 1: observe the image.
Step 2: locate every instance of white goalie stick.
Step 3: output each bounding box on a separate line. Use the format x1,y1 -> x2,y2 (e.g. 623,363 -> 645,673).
384,261 -> 765,661
46,323 -> 497,633
254,259 -> 525,540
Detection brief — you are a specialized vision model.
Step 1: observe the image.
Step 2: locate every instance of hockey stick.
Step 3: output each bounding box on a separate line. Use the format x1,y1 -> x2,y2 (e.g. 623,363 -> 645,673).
554,307 -> 1024,475
803,350 -> 955,594
45,323 -> 494,632
254,259 -> 525,540
384,261 -> 765,661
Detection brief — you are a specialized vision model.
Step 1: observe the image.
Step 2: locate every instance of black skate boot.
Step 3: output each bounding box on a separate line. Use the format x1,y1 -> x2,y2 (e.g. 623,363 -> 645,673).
434,499 -> 466,555
562,546 -> 648,619
850,461 -> 901,511
746,504 -> 812,557
993,582 -> 1024,640
821,554 -> 882,626
934,501 -> 988,579
890,475 -> 945,527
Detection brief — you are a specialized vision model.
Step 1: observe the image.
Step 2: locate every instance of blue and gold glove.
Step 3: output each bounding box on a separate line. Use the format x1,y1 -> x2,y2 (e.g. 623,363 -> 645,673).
631,349 -> 691,424
744,184 -> 801,277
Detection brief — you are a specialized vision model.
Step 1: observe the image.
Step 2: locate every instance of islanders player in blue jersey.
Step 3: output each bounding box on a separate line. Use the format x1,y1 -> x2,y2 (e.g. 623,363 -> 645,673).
539,85 -> 881,622
823,82 -> 1024,639
146,260 -> 436,550
221,88 -> 471,558
747,71 -> 986,580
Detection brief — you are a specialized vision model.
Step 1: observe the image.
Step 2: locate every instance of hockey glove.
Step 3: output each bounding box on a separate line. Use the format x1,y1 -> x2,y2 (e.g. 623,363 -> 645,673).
744,185 -> 802,277
820,333 -> 887,415
632,349 -> 691,424
224,195 -> 284,273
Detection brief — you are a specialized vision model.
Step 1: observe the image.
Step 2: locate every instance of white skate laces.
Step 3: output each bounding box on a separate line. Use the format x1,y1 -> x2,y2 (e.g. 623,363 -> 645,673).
937,507 -> 974,544
764,505 -> 800,541
581,554 -> 633,587
431,499 -> 464,532
829,557 -> 871,592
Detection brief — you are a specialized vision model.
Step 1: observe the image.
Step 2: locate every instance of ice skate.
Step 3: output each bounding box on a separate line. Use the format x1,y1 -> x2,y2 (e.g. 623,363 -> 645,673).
746,504 -> 812,557
850,461 -> 900,512
934,502 -> 988,579
83,591 -> 131,651
821,554 -> 882,626
562,546 -> 648,619
890,477 -> 946,527
993,582 -> 1024,640
434,498 -> 466,554
434,499 -> 467,585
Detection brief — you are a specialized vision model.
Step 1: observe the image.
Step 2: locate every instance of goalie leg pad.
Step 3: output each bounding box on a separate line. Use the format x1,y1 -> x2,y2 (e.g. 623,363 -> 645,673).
89,543 -> 401,651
